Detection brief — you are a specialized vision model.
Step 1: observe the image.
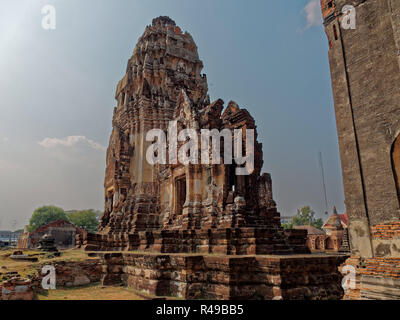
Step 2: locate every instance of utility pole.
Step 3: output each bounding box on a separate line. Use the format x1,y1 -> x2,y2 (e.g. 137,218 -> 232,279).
318,151 -> 329,215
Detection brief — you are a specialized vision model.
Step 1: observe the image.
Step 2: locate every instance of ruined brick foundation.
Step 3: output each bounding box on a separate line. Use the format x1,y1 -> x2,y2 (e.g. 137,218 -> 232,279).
99,252 -> 347,300
78,228 -> 309,255
0,259 -> 102,300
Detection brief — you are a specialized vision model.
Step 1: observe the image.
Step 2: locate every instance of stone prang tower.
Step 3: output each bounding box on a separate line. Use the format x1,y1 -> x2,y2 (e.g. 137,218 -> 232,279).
76,16 -> 348,300
321,0 -> 400,299
94,16 -> 288,253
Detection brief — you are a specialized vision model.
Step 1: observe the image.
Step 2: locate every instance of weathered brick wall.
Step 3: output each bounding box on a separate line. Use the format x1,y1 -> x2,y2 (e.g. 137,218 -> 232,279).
0,279 -> 35,300
341,255 -> 400,300
79,227 -> 309,255
99,252 -> 347,300
371,222 -> 400,240
34,259 -> 102,287
283,229 -> 310,253
370,221 -> 400,258
17,232 -> 32,249
362,258 -> 400,279
0,259 -> 102,300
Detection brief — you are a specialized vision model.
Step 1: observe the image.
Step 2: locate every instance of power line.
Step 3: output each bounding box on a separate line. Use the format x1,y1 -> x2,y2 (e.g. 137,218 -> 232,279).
318,151 -> 329,215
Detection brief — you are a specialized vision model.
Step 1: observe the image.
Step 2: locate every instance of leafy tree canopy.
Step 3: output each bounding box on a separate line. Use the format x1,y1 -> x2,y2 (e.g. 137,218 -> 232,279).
66,209 -> 99,233
282,206 -> 324,230
27,206 -> 67,232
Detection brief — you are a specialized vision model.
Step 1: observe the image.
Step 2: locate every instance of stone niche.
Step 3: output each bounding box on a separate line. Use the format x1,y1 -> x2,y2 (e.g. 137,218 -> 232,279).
76,16 -> 348,300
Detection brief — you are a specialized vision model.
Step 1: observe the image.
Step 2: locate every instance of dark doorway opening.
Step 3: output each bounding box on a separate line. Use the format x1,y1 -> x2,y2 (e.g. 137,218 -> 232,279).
175,176 -> 186,215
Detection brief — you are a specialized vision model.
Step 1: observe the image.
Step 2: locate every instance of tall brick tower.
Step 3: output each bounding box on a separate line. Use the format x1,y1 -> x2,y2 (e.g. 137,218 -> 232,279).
321,0 -> 400,299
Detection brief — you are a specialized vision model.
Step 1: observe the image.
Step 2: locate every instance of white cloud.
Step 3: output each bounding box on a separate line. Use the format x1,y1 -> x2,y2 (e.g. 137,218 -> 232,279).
304,0 -> 323,28
2,137 -> 9,142
38,135 -> 106,151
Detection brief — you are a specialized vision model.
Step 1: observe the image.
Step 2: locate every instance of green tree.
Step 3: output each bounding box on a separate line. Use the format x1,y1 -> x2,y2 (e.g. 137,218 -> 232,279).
66,209 -> 99,233
282,206 -> 324,230
28,206 -> 67,231
281,222 -> 293,230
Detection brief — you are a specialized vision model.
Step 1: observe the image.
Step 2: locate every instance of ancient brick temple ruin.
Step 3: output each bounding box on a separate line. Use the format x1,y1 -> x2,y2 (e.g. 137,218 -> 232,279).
321,0 -> 400,299
77,16 -> 347,299
18,220 -> 86,250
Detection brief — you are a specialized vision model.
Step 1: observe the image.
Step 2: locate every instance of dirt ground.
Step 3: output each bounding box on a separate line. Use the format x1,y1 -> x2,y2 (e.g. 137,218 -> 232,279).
0,248 -> 93,280
36,283 -> 144,300
0,248 -> 154,300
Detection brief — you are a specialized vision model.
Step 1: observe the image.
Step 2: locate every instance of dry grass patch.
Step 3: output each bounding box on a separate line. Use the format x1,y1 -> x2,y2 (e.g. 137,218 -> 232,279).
0,249 -> 94,280
36,283 -> 144,300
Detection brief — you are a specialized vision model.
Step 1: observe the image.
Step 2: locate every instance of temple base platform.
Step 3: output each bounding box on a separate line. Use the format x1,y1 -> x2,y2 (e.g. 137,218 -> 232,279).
96,251 -> 348,300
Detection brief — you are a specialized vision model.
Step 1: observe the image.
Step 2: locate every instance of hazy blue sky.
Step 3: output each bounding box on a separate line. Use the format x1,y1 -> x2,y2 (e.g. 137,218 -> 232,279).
0,0 -> 344,230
